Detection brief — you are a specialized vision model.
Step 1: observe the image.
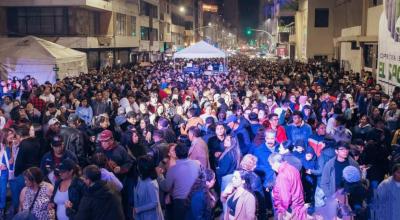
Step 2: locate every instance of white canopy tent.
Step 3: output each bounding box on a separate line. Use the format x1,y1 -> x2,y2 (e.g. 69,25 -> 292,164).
0,36 -> 88,84
173,41 -> 227,73
173,40 -> 226,59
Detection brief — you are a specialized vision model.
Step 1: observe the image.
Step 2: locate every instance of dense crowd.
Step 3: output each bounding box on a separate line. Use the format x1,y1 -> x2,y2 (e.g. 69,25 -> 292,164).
0,56 -> 399,220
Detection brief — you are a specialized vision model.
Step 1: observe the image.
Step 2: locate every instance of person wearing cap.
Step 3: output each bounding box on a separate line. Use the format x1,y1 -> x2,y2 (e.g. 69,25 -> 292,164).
340,166 -> 369,219
225,114 -> 251,155
320,141 -> 359,198
97,129 -> 133,179
50,158 -> 86,220
60,114 -> 86,166
75,165 -> 124,220
285,111 -> 312,148
40,134 -> 78,184
157,117 -> 177,144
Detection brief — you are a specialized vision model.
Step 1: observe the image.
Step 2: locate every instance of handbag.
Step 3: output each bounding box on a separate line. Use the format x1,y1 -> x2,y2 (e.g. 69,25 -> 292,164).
12,187 -> 41,220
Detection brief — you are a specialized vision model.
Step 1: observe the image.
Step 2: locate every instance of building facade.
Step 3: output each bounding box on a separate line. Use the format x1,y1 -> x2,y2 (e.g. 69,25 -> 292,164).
0,0 -> 142,69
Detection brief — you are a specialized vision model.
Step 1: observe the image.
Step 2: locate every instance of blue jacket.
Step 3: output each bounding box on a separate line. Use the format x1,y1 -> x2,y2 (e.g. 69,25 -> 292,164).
40,150 -> 78,177
186,190 -> 212,220
216,150 -> 238,184
286,122 -> 312,147
231,126 -> 251,155
250,143 -> 278,188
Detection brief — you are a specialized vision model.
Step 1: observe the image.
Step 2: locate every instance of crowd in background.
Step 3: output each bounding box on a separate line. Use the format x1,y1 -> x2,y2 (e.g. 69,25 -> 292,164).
0,56 -> 399,220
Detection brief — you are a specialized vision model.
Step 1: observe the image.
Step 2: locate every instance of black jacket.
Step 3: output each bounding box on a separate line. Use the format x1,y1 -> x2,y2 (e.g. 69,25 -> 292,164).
51,177 -> 86,220
75,181 -> 124,220
14,137 -> 42,176
60,127 -> 86,166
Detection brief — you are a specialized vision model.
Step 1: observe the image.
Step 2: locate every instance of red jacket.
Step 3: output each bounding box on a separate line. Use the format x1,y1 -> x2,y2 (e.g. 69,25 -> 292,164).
273,162 -> 307,219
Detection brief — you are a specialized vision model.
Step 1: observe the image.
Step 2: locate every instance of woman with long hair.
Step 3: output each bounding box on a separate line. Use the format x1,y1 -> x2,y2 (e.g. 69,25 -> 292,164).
221,170 -> 256,220
18,167 -> 55,220
50,159 -> 85,220
130,129 -> 148,158
133,155 -> 164,220
186,169 -> 217,220
216,135 -> 241,187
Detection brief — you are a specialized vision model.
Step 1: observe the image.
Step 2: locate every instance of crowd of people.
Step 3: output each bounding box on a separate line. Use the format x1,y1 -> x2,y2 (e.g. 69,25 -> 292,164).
0,56 -> 399,220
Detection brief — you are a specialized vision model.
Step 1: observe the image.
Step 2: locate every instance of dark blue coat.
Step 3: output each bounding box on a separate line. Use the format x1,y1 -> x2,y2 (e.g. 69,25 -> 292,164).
250,143 -> 278,188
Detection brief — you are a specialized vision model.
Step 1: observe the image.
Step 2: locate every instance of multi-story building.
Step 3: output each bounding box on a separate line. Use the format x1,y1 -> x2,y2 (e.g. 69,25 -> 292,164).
290,0 -> 383,76
0,0 -> 141,69
138,0 -> 161,61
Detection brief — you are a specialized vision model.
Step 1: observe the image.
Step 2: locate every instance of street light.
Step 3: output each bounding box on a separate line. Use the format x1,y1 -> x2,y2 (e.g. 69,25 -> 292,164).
179,6 -> 185,13
208,22 -> 212,26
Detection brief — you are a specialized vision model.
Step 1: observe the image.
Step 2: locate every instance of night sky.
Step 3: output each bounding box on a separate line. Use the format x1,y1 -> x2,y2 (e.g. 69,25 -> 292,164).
238,0 -> 260,37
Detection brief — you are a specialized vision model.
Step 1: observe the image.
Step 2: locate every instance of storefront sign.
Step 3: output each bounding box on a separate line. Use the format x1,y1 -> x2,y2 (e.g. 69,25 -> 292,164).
378,0 -> 400,95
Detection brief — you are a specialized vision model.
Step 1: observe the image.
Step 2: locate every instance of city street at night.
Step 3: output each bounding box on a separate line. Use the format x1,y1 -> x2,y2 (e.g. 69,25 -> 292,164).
0,0 -> 399,220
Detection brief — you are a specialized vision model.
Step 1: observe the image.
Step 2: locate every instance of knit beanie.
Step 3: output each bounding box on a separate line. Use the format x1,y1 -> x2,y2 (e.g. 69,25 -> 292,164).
342,166 -> 361,183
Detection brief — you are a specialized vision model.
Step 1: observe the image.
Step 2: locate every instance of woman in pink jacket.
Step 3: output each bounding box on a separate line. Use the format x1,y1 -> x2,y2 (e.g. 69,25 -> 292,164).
269,152 -> 307,220
221,170 -> 256,220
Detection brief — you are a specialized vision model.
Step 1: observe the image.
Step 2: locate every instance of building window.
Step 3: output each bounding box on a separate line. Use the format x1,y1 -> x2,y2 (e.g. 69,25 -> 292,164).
314,8 -> 329,27
140,1 -> 158,19
131,16 -> 136,36
364,44 -> 377,68
7,7 -> 68,35
141,26 -> 158,41
141,26 -> 150,40
116,13 -> 127,35
351,41 -> 359,50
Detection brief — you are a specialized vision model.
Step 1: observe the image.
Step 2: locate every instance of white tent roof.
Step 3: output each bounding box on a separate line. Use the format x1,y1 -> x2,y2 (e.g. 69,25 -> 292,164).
0,36 -> 87,83
173,41 -> 226,59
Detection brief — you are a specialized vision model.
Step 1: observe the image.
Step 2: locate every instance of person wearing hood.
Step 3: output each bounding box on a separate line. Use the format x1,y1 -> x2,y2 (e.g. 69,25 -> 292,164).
341,166 -> 370,220
301,147 -> 317,206
225,115 -> 251,155
75,165 -> 124,220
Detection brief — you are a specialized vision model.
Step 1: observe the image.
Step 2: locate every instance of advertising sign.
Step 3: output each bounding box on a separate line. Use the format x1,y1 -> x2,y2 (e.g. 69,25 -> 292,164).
378,0 -> 400,95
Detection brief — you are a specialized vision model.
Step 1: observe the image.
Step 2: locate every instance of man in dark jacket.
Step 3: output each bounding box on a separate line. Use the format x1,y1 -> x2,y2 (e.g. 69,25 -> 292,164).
75,165 -> 124,220
147,130 -> 169,167
40,135 -> 78,183
11,123 -> 42,211
91,92 -> 110,116
225,115 -> 251,155
60,114 -> 86,166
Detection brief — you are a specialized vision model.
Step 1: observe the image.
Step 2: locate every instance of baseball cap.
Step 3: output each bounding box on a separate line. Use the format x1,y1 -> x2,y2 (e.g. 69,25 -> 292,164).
98,130 -> 113,142
225,115 -> 238,124
48,118 -> 60,126
343,166 -> 361,183
51,135 -> 63,147
67,114 -> 79,123
58,158 -> 76,172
